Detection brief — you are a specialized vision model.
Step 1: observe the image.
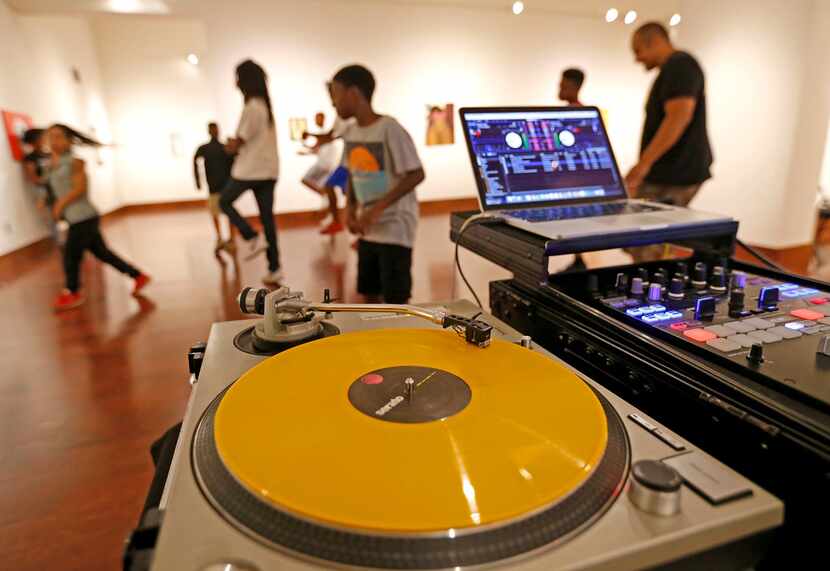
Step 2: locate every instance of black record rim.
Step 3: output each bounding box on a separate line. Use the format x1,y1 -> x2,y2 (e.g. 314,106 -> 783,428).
192,386 -> 629,569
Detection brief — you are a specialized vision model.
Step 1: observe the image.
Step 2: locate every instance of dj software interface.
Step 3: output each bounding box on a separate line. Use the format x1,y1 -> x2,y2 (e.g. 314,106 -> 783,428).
464,110 -> 626,207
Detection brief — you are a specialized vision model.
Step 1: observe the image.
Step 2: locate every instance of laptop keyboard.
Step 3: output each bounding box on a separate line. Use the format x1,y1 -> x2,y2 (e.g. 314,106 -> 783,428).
506,202 -> 662,223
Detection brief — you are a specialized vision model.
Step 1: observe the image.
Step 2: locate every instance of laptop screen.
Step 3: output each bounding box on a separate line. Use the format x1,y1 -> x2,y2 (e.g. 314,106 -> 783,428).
460,107 -> 626,209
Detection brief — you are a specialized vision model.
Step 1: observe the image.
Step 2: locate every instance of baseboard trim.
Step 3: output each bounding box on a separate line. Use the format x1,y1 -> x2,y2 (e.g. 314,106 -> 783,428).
0,196 -> 480,265
734,242 -> 813,275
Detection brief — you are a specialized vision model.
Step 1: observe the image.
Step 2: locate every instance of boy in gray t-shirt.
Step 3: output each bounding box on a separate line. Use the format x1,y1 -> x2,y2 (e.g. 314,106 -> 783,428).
330,65 -> 425,303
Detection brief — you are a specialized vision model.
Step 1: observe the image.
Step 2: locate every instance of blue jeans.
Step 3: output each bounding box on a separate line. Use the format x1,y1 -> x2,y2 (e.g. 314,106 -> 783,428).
220,178 -> 280,272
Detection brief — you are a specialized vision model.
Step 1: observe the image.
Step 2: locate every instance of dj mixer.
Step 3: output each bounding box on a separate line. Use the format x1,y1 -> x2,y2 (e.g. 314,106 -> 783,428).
488,259 -> 830,569
596,261 -> 830,412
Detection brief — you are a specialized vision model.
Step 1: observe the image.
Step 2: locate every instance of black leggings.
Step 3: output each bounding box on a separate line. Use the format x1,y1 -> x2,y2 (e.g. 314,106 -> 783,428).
64,217 -> 140,292
219,178 -> 280,272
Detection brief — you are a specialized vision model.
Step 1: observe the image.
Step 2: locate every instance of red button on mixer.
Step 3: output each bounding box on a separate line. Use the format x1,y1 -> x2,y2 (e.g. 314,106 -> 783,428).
790,309 -> 823,321
683,329 -> 717,342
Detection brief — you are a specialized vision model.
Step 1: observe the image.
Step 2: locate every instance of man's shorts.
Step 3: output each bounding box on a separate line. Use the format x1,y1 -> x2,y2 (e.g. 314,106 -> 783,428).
357,240 -> 413,304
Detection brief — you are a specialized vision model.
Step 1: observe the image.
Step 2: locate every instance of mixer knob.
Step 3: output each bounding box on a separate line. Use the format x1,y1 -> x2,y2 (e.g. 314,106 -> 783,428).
637,267 -> 651,286
652,272 -> 667,288
675,262 -> 689,281
628,460 -> 682,516
615,272 -> 629,295
630,277 -> 645,297
647,283 -> 663,302
747,343 -> 765,365
730,271 -> 747,291
709,269 -> 727,293
668,278 -> 685,301
728,290 -> 746,318
692,262 -> 707,290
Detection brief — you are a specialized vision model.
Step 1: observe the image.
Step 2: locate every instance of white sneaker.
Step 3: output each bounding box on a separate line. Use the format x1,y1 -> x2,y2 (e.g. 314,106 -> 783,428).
244,234 -> 267,260
262,269 -> 285,285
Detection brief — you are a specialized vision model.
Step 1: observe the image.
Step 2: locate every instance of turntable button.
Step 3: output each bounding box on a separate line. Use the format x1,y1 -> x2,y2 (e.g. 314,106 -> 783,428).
653,428 -> 687,451
670,322 -> 689,331
628,413 -> 658,432
809,297 -> 828,305
683,328 -> 718,343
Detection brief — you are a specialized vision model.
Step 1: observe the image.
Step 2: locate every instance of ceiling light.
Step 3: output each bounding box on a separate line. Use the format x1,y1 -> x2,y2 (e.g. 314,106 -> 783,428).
670,13 -> 682,26
186,53 -> 199,66
624,10 -> 637,25
109,0 -> 142,12
605,8 -> 619,23
512,1 -> 524,15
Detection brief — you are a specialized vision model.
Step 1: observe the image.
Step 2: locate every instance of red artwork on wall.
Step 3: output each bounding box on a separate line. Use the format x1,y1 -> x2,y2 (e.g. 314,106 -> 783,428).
2,110 -> 34,161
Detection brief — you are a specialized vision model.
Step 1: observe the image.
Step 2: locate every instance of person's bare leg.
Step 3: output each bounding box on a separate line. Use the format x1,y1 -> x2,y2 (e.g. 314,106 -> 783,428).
211,214 -> 224,242
324,186 -> 340,222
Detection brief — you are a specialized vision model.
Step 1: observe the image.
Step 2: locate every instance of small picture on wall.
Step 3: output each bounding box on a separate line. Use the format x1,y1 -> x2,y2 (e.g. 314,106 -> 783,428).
289,117 -> 308,142
426,104 -> 454,146
2,110 -> 34,161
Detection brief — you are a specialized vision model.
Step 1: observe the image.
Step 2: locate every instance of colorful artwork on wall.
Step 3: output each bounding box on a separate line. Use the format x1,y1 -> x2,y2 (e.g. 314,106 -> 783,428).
426,104 -> 454,146
2,110 -> 34,161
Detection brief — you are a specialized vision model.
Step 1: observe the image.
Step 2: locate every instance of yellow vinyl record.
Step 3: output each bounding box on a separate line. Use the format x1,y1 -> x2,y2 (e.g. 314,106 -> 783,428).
213,328 -> 608,534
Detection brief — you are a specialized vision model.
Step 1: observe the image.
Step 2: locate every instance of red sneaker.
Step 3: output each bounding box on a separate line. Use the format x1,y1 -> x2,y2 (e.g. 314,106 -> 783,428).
53,290 -> 85,311
132,274 -> 151,295
319,220 -> 344,235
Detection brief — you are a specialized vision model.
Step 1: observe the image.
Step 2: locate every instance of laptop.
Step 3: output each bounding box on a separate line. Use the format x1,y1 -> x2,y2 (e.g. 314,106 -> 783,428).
459,106 -> 731,241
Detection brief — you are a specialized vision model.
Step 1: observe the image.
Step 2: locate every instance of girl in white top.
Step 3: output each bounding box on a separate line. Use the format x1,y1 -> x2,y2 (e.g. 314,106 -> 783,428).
219,59 -> 283,285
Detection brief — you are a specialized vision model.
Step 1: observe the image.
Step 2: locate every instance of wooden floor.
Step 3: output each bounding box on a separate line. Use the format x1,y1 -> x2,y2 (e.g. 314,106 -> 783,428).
0,206 -> 505,570
4,205 -> 826,570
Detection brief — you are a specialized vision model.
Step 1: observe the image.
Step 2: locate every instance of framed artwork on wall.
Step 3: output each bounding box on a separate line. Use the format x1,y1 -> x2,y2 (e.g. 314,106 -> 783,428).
2,110 -> 34,161
426,104 -> 454,146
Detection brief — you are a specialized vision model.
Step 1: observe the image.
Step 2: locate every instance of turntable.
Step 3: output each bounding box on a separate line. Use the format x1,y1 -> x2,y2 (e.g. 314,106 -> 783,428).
144,288 -> 782,570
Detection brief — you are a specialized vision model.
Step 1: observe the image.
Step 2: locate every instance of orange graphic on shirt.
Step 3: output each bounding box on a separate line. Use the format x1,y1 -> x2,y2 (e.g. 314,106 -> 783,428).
348,146 -> 381,172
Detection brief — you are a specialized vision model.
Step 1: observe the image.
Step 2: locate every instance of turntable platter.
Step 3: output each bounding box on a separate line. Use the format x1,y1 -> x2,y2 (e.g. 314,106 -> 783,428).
193,328 -> 628,568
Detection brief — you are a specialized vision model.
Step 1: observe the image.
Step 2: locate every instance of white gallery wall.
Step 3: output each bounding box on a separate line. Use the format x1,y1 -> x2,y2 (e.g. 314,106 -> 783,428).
679,0 -> 830,248
199,0 -> 652,220
3,0 -> 830,256
91,15 -> 215,207
0,3 -> 115,256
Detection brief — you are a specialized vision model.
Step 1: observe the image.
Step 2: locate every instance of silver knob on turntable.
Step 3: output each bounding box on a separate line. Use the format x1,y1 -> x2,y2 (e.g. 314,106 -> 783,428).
200,562 -> 260,571
628,460 -> 682,516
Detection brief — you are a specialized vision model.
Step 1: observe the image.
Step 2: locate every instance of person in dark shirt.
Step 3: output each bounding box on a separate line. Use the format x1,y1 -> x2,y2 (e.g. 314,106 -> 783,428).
626,22 -> 713,261
558,68 -> 585,106
22,128 -> 62,245
194,122 -> 235,252
626,21 -> 712,200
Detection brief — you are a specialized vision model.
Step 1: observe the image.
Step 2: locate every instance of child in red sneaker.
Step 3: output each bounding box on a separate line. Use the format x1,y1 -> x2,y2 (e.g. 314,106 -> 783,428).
46,124 -> 150,311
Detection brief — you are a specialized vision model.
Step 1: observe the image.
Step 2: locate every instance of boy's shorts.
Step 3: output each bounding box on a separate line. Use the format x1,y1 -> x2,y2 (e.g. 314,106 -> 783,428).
302,164 -> 331,189
324,166 -> 349,192
357,240 -> 412,304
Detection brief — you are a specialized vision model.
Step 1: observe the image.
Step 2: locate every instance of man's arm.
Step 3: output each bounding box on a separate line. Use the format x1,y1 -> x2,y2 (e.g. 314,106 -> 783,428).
193,148 -> 203,190
357,168 -> 426,232
625,97 -> 696,194
53,158 -> 87,219
345,175 -> 361,235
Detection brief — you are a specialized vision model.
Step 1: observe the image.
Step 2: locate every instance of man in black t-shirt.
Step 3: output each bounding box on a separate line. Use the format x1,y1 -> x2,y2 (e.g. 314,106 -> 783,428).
626,22 -> 713,260
194,122 -> 235,252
